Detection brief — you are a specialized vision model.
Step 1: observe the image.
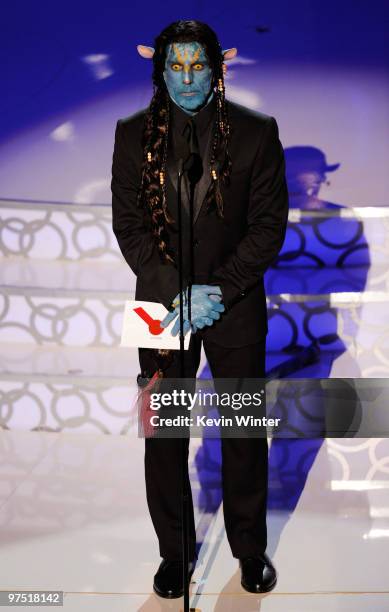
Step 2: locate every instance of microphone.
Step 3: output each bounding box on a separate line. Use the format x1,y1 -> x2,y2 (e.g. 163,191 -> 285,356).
178,154 -> 197,174
179,152 -> 202,184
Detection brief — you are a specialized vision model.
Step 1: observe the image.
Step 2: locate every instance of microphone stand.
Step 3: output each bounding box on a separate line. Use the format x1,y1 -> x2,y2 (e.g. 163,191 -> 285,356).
177,157 -> 190,612
177,153 -> 199,612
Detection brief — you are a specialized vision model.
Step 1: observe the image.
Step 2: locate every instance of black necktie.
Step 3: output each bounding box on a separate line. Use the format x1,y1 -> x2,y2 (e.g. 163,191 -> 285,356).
183,118 -> 200,155
183,119 -> 202,183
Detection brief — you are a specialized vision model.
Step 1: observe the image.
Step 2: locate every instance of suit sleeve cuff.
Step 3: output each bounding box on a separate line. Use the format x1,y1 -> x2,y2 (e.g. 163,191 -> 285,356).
208,281 -> 247,310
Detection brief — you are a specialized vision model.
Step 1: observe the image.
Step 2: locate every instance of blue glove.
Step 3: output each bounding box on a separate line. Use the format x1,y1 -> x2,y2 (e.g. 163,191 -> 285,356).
161,284 -> 225,337
191,294 -> 224,333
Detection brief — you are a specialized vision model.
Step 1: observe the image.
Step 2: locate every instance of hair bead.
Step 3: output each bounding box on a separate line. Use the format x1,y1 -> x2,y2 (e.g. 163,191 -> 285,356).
147,151 -> 152,162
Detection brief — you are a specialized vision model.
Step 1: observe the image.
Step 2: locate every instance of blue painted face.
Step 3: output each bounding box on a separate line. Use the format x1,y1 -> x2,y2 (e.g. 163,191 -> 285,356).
163,42 -> 214,114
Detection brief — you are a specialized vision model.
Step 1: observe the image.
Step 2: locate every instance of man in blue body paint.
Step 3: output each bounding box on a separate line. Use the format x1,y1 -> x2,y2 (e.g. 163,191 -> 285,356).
111,19 -> 289,599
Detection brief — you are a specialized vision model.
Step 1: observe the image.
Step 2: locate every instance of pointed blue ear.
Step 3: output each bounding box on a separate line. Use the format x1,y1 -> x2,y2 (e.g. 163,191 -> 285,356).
222,48 -> 237,60
137,45 -> 155,59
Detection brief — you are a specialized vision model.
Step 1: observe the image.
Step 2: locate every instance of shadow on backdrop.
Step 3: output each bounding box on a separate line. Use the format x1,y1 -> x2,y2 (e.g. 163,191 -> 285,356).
193,144 -> 370,562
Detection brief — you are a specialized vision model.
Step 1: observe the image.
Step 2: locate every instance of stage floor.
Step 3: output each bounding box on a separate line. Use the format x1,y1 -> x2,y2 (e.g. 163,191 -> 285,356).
1,429 -> 388,611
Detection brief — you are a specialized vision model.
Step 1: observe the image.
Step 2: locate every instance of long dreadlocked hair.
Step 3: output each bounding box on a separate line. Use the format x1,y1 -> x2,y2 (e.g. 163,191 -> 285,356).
137,19 -> 232,378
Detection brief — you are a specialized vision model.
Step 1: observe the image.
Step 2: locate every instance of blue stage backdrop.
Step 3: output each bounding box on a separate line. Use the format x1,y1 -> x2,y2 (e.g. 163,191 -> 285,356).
0,1 -> 388,206
0,2 -> 389,537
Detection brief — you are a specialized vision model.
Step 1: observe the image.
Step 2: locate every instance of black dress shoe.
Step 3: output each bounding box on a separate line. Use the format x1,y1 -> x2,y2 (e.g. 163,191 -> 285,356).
239,553 -> 277,593
153,559 -> 196,599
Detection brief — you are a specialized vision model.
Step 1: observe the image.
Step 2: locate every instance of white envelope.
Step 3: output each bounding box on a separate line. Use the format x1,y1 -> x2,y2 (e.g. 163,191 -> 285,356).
120,300 -> 191,350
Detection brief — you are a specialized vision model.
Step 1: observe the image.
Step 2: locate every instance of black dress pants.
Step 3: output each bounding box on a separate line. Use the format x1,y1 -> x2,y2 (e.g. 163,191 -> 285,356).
138,331 -> 268,561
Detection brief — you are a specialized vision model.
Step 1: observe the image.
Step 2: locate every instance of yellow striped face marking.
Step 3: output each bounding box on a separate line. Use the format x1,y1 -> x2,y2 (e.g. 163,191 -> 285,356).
172,43 -> 202,74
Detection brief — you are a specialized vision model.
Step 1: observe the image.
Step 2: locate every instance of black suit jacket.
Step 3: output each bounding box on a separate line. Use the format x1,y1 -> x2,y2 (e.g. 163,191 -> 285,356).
111,98 -> 289,347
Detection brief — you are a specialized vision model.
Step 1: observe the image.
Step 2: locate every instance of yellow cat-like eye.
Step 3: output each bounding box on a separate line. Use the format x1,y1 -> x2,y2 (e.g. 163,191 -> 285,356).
170,63 -> 204,71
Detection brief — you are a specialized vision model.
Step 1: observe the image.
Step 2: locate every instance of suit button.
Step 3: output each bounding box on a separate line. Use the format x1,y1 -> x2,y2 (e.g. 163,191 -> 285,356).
194,239 -> 199,247
240,290 -> 246,296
